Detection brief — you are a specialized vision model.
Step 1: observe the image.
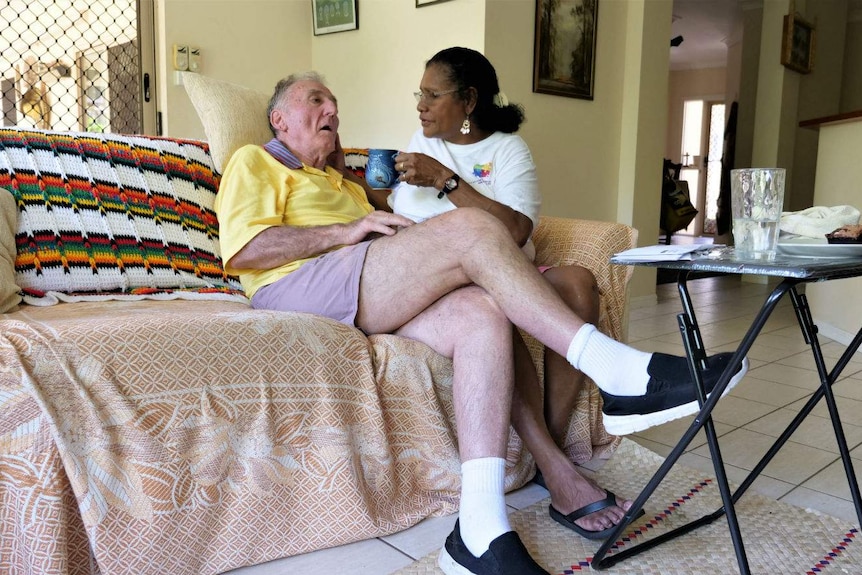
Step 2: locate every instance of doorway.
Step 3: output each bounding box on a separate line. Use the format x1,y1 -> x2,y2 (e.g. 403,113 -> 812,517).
678,99 -> 725,238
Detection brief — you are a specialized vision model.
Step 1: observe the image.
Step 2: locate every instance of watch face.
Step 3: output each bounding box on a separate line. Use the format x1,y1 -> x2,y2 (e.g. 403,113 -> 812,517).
438,176 -> 459,199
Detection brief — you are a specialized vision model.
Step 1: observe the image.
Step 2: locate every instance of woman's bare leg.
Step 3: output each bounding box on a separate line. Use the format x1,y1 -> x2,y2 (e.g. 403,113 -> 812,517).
510,331 -> 631,533
541,265 -> 601,445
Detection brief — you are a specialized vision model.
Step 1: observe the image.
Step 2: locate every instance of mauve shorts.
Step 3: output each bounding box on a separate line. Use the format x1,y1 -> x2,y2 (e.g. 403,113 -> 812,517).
251,240 -> 373,326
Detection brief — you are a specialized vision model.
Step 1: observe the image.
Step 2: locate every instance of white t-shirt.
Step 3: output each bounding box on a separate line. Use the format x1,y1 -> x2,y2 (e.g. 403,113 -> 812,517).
390,129 -> 541,258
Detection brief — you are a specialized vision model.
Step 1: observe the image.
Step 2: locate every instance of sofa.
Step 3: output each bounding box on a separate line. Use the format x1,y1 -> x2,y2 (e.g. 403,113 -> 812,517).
0,80 -> 637,575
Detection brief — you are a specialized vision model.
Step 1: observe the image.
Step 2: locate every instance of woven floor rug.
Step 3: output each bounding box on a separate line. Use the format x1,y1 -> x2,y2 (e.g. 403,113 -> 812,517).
394,439 -> 861,575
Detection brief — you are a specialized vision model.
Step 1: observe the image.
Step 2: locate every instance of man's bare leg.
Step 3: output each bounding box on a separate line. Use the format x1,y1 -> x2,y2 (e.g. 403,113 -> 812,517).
391,285 -> 515,558
393,285 -> 514,460
357,208 -> 748,439
357,211 -> 627,536
356,208 -> 584,356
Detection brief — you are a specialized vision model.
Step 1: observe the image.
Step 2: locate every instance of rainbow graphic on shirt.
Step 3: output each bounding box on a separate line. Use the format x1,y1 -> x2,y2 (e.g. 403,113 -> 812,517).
473,163 -> 492,178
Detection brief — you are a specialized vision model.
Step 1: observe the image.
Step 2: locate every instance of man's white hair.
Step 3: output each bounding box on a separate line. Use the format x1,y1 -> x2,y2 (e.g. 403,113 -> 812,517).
266,71 -> 327,135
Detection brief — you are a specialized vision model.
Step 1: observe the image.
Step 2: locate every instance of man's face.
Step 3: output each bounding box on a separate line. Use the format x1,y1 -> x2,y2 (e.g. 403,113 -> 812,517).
271,79 -> 339,165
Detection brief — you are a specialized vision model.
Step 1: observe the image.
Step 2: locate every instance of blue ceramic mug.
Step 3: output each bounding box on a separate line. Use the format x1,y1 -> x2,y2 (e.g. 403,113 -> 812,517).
365,148 -> 399,189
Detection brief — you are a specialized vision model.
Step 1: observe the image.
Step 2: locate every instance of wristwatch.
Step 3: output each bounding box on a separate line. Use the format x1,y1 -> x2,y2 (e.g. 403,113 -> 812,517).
437,173 -> 460,199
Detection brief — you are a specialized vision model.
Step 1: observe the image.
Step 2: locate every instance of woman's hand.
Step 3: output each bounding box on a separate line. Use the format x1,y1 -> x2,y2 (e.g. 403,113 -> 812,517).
393,152 -> 533,247
394,152 -> 453,190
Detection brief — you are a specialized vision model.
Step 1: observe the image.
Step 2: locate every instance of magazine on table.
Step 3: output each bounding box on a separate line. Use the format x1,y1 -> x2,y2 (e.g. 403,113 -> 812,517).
613,244 -> 724,262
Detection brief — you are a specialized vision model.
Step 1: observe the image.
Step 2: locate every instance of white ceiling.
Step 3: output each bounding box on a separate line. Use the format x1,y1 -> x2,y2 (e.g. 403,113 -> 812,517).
669,0 -> 862,71
669,0 -> 743,71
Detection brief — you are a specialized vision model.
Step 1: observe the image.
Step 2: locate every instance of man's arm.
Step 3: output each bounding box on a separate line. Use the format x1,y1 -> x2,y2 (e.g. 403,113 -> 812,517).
228,210 -> 413,270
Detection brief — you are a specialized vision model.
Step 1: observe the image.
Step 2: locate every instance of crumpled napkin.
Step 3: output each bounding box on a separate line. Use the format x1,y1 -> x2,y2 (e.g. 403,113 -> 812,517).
779,205 -> 861,238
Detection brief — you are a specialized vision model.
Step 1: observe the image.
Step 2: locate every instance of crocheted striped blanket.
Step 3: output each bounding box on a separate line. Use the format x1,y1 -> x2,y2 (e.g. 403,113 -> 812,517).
0,128 -> 245,305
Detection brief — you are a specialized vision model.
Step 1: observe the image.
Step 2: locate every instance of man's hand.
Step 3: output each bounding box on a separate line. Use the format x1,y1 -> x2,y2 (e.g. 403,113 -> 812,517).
327,133 -> 347,173
340,210 -> 414,244
228,211 -> 414,271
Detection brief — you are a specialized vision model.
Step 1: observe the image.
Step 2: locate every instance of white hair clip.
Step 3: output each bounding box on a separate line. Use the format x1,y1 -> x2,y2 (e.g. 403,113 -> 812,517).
492,92 -> 508,108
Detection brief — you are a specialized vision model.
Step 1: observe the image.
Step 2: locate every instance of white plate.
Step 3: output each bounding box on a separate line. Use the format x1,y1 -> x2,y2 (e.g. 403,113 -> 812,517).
777,237 -> 862,258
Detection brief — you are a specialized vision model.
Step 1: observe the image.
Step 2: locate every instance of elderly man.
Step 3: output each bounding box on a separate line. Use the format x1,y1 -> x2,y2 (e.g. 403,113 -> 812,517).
214,72 -> 747,575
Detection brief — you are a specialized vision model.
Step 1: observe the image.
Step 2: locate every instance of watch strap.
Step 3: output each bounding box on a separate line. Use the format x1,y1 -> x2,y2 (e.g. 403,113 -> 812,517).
437,173 -> 460,199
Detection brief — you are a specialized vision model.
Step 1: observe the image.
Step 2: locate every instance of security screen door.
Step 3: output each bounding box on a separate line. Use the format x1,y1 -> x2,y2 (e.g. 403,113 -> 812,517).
1,0 -> 156,135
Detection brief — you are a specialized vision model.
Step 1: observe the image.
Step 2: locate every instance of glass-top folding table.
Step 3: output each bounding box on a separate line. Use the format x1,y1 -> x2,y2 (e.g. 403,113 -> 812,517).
595,247 -> 862,574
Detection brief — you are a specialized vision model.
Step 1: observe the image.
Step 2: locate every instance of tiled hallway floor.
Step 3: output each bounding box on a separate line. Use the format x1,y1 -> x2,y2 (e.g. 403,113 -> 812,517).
227,275 -> 862,574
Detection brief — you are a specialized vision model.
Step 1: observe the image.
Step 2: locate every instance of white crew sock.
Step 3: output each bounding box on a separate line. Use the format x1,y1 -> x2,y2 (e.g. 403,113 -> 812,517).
566,323 -> 653,396
458,457 -> 511,558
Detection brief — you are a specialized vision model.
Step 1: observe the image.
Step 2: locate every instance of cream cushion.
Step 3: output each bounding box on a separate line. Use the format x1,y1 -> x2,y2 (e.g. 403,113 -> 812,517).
0,187 -> 21,312
182,72 -> 271,173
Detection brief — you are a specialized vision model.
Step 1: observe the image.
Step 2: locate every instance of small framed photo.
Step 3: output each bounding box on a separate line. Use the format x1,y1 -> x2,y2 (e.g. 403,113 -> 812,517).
781,13 -> 815,74
416,0 -> 453,5
312,0 -> 358,36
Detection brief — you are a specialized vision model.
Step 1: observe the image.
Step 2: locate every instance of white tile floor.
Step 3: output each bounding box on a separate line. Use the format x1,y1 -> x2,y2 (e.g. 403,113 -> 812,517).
226,275 -> 862,575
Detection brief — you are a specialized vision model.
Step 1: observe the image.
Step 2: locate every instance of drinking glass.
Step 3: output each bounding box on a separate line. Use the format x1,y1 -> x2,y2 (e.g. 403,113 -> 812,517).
730,168 -> 786,261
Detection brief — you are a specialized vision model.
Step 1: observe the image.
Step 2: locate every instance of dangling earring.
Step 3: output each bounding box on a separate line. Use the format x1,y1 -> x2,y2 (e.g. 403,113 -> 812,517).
460,117 -> 471,135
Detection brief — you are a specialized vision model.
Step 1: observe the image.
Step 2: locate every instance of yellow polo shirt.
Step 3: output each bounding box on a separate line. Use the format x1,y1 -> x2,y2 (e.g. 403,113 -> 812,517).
214,145 -> 373,298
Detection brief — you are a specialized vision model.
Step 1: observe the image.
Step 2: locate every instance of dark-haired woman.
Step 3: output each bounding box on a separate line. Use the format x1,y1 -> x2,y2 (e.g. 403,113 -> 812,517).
391,47 -> 636,558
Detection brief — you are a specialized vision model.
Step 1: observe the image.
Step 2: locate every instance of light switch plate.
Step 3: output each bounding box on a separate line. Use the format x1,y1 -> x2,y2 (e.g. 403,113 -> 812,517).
173,45 -> 188,71
189,47 -> 201,73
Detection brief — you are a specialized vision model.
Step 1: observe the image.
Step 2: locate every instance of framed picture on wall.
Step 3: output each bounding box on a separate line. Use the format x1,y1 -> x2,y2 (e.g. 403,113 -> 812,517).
312,0 -> 358,36
533,0 -> 599,100
780,12 -> 815,74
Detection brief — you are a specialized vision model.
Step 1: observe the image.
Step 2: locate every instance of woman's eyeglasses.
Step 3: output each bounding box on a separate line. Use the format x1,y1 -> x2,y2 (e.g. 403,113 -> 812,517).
413,89 -> 458,103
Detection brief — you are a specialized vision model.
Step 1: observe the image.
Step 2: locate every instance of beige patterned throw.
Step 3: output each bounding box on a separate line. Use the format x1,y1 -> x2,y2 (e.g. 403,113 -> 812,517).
0,215 -> 636,574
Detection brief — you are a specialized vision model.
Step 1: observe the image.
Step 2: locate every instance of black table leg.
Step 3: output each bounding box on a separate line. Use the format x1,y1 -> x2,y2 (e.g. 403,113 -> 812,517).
592,278 -> 796,573
676,281 -> 749,574
790,289 -> 862,525
723,288 -> 862,524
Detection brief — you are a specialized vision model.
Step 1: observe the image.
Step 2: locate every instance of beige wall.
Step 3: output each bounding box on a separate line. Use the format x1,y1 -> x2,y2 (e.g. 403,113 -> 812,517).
734,0 -> 850,213
486,0 -> 670,299
487,0 -> 627,223
154,0 -> 669,301
806,119 -> 862,343
790,0 -> 847,212
734,4 -> 763,172
312,0 -> 485,150
752,0 -> 792,169
615,0 -> 671,298
158,0 -> 311,139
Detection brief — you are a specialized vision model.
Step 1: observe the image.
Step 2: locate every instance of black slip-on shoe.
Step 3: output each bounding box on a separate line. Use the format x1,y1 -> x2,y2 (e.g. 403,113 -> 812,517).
600,352 -> 748,435
437,520 -> 549,575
